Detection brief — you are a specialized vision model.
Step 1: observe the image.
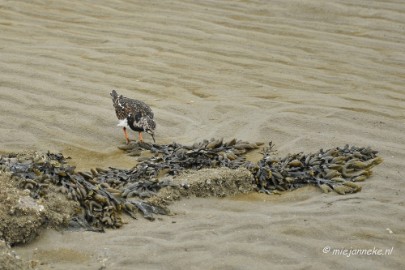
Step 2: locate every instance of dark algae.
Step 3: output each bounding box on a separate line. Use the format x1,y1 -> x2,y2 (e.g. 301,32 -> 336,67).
0,138 -> 382,232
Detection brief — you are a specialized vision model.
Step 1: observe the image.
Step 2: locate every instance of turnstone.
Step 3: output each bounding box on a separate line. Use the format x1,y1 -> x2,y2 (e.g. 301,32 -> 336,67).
110,90 -> 156,144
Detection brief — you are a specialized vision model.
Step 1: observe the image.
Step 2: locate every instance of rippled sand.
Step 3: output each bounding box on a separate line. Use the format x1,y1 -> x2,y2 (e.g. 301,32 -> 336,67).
1,0 -> 404,269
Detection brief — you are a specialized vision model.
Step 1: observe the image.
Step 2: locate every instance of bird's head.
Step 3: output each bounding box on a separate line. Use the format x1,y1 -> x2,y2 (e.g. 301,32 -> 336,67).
144,118 -> 156,143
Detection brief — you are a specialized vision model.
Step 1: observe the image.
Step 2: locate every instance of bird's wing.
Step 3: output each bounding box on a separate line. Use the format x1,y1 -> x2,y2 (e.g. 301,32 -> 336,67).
124,98 -> 154,119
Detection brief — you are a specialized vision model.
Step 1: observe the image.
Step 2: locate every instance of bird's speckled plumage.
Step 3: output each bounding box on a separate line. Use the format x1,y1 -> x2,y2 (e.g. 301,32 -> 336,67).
110,90 -> 156,143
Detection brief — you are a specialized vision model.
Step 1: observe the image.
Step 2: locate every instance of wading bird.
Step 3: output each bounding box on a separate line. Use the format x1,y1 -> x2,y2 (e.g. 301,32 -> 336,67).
110,90 -> 156,144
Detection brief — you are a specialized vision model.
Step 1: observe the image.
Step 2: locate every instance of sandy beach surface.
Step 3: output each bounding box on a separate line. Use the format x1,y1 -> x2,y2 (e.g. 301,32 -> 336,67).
1,0 -> 404,269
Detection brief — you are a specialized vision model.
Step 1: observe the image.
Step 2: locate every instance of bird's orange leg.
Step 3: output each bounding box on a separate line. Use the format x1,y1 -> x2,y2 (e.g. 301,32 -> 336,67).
138,132 -> 143,142
123,127 -> 130,144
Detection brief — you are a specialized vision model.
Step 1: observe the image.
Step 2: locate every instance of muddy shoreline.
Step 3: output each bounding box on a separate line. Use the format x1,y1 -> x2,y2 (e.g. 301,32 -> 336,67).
1,0 -> 404,269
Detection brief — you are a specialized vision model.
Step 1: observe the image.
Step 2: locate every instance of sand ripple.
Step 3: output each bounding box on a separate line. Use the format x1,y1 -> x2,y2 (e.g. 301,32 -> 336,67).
1,0 -> 404,269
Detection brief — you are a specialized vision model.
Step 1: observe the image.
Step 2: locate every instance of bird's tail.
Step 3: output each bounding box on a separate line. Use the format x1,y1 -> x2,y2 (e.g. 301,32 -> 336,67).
110,90 -> 119,102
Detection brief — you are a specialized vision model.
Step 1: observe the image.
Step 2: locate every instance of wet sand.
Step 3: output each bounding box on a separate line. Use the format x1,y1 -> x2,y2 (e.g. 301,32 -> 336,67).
1,0 -> 404,269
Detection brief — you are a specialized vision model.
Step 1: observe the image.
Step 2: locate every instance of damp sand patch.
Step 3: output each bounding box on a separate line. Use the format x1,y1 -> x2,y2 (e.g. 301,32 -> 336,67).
147,167 -> 254,207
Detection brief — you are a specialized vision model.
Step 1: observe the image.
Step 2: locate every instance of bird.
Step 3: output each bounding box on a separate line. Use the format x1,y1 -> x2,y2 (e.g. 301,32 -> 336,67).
110,90 -> 156,144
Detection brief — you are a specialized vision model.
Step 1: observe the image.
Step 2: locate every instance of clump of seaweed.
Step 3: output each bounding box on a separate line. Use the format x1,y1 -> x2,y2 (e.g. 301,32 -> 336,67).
0,139 -> 383,233
249,143 -> 383,194
120,138 -> 262,175
0,152 -> 167,232
120,139 -> 382,196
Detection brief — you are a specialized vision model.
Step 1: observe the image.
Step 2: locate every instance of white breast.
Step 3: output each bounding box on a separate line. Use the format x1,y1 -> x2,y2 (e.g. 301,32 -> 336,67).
117,119 -> 130,128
